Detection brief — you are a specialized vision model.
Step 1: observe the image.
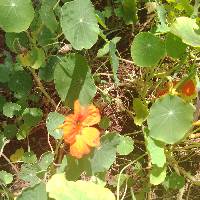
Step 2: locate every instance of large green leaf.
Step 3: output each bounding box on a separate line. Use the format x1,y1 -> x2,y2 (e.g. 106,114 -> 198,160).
0,0 -> 34,32
46,112 -> 65,139
60,0 -> 99,50
90,133 -> 120,173
131,32 -> 165,67
17,183 -> 47,200
165,33 -> 187,59
147,95 -> 194,144
39,0 -> 58,33
170,17 -> 200,47
46,173 -> 115,200
54,54 -> 96,107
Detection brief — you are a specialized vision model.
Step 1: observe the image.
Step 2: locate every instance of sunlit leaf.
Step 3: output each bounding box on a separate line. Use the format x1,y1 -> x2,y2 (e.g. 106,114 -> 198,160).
150,165 -> 166,185
46,173 -> 115,200
61,0 -> 99,50
10,147 -> 24,162
117,136 -> 134,155
131,32 -> 165,67
0,0 -> 34,32
0,170 -> 13,185
147,95 -> 194,144
3,102 -> 21,118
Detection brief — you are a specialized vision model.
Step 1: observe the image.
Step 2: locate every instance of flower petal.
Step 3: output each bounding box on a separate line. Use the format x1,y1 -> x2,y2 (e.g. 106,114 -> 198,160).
70,135 -> 90,159
82,104 -> 101,126
81,127 -> 100,147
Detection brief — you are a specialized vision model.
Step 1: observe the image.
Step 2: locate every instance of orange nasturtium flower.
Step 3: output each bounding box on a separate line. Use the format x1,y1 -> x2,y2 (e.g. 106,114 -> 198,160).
59,100 -> 101,159
181,80 -> 196,96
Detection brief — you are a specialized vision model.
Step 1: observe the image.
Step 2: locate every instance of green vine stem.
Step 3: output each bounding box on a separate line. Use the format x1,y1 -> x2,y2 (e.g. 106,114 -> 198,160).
29,68 -> 57,109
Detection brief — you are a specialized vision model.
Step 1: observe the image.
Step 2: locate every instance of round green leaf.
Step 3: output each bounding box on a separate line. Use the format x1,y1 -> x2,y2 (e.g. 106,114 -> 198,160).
8,71 -> 33,98
17,124 -> 31,140
147,95 -> 195,144
61,0 -> 99,50
0,170 -> 13,185
38,152 -> 54,171
54,54 -> 96,108
3,102 -> 21,118
131,32 -> 166,67
165,33 -> 187,59
170,17 -> 200,47
99,116 -> 111,129
22,108 -> 43,127
0,0 -> 34,32
46,173 -> 115,200
46,112 -> 65,139
117,136 -> 134,155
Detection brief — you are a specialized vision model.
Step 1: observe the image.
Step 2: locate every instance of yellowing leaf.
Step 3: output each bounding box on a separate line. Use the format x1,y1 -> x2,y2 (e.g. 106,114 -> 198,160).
46,173 -> 115,200
10,147 -> 24,162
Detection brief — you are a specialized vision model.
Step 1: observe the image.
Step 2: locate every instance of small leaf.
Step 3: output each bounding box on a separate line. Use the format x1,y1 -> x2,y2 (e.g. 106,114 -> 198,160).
150,165 -> 166,185
165,33 -> 187,59
17,183 -> 47,200
17,124 -> 31,140
90,133 -> 120,173
4,124 -> 18,139
61,0 -> 99,50
3,102 -> 21,118
22,108 -> 43,127
170,17 -> 200,47
163,172 -> 185,190
10,147 -> 24,162
38,152 -> 54,171
121,0 -> 138,25
29,48 -> 46,69
46,112 -> 65,139
8,71 -> 33,98
46,173 -> 115,200
117,136 -> 134,155
131,32 -> 166,67
99,116 -> 111,129
133,98 -> 148,126
147,95 -> 195,144
0,0 -> 34,32
54,54 -> 96,107
19,163 -> 41,186
0,64 -> 11,83
22,151 -> 37,164
0,170 -> 13,185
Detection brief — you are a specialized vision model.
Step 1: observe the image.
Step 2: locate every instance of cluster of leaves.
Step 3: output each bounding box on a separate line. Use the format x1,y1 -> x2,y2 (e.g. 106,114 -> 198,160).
0,0 -> 200,199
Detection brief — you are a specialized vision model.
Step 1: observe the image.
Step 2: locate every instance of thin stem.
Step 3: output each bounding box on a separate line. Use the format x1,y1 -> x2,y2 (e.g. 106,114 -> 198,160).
1,153 -> 19,174
116,153 -> 147,200
30,68 -> 57,108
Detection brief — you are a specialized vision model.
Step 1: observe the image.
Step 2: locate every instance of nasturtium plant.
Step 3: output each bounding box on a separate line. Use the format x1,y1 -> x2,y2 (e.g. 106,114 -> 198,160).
0,0 -> 34,32
131,32 -> 166,67
0,170 -> 13,185
117,136 -> 134,155
61,0 -> 99,50
150,165 -> 166,185
3,102 -> 21,118
147,95 -> 195,144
